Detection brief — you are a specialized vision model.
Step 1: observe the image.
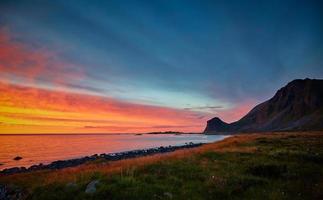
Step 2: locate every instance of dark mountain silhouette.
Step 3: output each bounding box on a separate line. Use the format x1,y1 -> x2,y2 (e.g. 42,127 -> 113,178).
204,78 -> 323,134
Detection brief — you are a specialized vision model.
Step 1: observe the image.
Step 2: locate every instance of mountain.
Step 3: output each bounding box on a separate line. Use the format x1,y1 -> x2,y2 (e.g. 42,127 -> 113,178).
204,78 -> 323,134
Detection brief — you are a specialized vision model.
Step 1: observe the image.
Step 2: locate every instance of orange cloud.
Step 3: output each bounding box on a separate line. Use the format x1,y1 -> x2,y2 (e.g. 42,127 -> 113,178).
0,27 -> 255,134
0,82 -> 209,133
0,28 -> 211,134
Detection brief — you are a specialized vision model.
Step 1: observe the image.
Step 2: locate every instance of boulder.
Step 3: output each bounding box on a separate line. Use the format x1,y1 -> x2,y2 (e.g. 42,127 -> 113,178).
0,185 -> 6,200
13,156 -> 22,161
85,180 -> 99,194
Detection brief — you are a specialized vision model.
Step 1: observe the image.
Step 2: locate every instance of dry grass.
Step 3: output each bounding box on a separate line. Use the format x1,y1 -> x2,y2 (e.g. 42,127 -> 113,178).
1,131 -> 322,190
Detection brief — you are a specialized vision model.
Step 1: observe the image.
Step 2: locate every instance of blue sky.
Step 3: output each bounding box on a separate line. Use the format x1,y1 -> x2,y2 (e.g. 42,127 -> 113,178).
1,0 -> 322,123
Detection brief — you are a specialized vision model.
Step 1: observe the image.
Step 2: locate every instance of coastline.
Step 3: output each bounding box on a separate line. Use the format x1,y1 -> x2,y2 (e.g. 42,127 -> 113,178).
0,142 -> 205,175
0,131 -> 322,199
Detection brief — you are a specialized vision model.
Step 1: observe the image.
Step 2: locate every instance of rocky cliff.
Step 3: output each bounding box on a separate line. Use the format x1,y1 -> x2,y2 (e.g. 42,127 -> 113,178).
204,78 -> 323,134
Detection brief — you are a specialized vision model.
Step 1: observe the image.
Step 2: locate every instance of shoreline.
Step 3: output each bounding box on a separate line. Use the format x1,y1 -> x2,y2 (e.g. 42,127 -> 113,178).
0,132 -> 322,199
0,142 -> 204,175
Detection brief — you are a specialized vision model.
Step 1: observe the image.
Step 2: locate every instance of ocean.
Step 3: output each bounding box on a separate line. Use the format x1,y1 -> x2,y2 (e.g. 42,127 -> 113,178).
0,134 -> 227,170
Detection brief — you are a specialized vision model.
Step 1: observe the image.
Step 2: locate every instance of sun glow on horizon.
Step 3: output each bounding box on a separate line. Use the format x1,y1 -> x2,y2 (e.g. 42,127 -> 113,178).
0,81 -> 213,134
0,26 -> 255,134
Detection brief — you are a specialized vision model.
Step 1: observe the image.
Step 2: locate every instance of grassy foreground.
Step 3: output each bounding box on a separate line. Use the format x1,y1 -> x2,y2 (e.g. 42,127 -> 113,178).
1,132 -> 323,199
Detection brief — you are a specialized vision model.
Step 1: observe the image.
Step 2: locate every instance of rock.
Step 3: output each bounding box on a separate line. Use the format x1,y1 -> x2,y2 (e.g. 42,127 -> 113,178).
0,184 -> 26,200
13,156 -> 22,161
164,192 -> 173,199
85,180 -> 99,194
66,182 -> 77,188
0,185 -> 6,200
1,143 -> 203,175
2,167 -> 21,174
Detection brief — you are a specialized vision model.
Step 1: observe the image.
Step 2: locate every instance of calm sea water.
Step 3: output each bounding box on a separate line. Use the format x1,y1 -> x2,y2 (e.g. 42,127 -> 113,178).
0,134 -> 227,170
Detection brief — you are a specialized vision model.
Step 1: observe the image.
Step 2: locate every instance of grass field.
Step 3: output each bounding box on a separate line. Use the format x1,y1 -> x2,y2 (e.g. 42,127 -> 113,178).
1,132 -> 322,199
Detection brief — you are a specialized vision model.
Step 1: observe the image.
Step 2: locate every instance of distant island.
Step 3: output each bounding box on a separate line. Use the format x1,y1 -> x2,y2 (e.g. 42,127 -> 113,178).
146,131 -> 184,135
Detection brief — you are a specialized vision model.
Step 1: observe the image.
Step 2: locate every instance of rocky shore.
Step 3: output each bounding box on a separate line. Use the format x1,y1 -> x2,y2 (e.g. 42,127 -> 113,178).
0,142 -> 202,175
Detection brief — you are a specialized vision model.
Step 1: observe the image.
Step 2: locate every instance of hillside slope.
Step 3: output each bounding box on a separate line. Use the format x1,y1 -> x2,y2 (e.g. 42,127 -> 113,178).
204,78 -> 323,134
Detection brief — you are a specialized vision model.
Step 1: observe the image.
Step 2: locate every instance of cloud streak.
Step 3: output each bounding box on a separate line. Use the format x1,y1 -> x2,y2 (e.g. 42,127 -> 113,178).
183,106 -> 223,111
0,82 -> 213,133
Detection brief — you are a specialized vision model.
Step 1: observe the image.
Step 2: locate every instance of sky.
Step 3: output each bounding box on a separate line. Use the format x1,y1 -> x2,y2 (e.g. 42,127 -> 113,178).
0,0 -> 322,133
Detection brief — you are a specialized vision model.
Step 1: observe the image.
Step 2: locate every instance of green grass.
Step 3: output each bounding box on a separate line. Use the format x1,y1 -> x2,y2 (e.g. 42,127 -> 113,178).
2,133 -> 323,199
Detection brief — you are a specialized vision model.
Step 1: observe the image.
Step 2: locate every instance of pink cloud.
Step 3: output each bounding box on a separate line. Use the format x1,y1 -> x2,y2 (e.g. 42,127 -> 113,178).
0,27 -> 85,86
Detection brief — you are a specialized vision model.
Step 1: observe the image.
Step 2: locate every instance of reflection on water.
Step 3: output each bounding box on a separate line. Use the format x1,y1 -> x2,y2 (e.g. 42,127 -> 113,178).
0,134 -> 227,170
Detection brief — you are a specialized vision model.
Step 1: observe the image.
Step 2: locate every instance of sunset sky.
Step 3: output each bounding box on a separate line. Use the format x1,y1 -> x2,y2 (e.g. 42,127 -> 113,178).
0,0 -> 322,133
